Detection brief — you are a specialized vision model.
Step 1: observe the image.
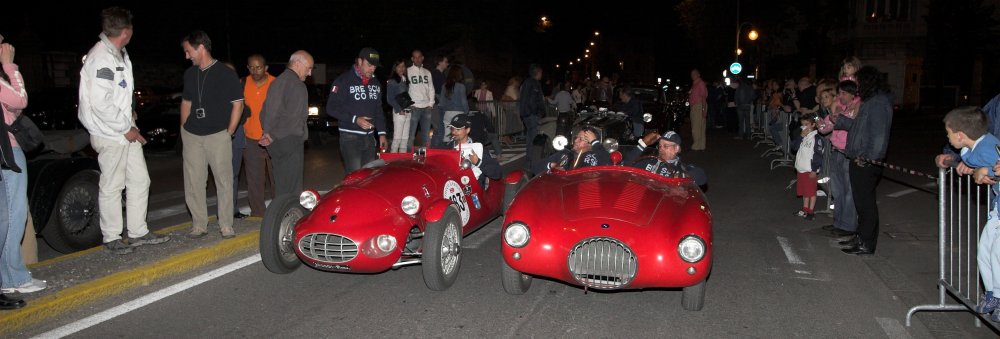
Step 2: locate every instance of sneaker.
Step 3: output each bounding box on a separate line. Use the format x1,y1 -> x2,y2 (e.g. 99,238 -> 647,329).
794,210 -> 807,218
129,232 -> 171,247
978,291 -> 999,314
992,307 -> 1000,322
221,228 -> 236,239
805,213 -> 816,221
1,278 -> 47,294
105,239 -> 135,255
187,230 -> 208,239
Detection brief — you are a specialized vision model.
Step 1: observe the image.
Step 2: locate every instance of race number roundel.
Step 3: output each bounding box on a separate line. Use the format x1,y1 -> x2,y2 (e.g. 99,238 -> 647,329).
443,180 -> 471,226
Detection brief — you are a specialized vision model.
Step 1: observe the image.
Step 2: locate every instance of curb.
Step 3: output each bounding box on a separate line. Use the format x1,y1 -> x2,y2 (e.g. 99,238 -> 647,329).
0,228 -> 260,334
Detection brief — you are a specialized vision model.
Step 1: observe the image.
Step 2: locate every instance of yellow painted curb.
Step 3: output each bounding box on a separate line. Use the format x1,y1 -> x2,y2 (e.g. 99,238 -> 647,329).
30,216 -> 221,269
0,230 -> 260,334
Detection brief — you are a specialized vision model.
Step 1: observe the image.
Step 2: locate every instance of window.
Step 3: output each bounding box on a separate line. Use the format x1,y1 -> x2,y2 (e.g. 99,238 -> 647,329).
866,0 -> 912,23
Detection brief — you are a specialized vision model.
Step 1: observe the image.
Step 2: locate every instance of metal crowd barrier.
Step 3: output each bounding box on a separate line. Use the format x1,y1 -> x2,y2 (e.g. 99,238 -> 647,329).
476,100 -> 524,143
750,103 -> 767,142
906,168 -> 996,329
769,112 -> 795,169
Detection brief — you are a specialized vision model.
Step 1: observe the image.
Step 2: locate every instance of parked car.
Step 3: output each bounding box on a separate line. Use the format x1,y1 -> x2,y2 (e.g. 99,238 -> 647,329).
28,131 -> 102,253
499,149 -> 713,310
259,148 -> 527,290
307,84 -> 337,146
136,94 -> 182,153
623,84 -> 685,134
22,88 -> 83,131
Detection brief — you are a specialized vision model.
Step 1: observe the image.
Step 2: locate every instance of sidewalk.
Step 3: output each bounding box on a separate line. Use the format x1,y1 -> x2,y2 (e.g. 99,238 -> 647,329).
0,217 -> 262,335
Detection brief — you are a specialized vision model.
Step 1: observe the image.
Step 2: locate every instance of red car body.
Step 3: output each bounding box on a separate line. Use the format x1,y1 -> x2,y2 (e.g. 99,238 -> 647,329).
292,149 -> 518,274
501,165 -> 712,308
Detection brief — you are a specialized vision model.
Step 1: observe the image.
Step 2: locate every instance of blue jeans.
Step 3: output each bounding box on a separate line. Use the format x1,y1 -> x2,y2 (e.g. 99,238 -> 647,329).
408,107 -> 432,149
339,132 -> 377,173
1,147 -> 30,288
432,107 -> 446,148
830,151 -> 857,232
737,104 -> 753,139
522,115 -> 539,172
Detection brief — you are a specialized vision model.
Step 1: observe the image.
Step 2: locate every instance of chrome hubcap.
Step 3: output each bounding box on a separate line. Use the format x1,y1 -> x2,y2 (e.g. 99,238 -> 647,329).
279,208 -> 304,262
440,221 -> 461,275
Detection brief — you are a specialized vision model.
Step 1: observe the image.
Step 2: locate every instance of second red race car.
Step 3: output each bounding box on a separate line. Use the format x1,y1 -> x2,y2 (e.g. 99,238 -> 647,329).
260,148 -> 525,291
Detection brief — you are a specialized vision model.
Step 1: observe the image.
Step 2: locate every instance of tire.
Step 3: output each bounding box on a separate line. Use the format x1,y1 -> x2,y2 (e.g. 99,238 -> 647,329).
422,206 -> 463,291
259,194 -> 306,274
500,256 -> 532,294
682,279 -> 707,311
41,170 -> 102,253
502,176 -> 527,215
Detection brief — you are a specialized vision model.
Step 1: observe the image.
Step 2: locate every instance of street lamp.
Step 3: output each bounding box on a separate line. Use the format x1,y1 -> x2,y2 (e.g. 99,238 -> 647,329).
748,29 -> 759,41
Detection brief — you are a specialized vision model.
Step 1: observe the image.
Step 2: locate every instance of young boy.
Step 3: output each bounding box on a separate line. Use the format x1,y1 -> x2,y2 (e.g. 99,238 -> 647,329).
944,106 -> 1000,321
793,113 -> 824,220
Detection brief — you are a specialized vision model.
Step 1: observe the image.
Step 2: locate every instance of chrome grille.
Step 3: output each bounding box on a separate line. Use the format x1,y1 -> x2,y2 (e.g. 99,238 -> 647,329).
567,237 -> 637,289
298,233 -> 358,263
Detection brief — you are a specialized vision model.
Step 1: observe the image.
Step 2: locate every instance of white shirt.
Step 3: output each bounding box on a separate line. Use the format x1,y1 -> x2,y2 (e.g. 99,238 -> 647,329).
406,65 -> 435,108
795,130 -> 819,173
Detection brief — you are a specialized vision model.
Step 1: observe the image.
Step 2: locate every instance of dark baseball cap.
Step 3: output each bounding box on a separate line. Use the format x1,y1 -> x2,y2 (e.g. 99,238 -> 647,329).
358,47 -> 381,67
659,131 -> 682,146
448,115 -> 471,129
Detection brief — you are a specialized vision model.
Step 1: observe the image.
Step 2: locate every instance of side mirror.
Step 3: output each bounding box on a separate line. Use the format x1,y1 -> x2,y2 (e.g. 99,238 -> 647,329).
552,135 -> 569,151
460,158 -> 473,170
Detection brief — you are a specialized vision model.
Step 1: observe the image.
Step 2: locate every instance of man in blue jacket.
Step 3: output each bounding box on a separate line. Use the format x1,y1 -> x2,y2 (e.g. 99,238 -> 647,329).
519,64 -> 545,173
327,48 -> 387,173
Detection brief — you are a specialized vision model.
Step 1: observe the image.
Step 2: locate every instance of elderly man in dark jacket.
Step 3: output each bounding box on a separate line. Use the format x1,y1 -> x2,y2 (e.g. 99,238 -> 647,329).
519,64 -> 545,173
260,50 -> 314,196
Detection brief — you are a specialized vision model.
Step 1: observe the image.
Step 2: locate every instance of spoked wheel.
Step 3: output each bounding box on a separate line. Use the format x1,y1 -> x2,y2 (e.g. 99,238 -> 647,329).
42,170 -> 102,253
259,194 -> 306,274
422,206 -> 463,291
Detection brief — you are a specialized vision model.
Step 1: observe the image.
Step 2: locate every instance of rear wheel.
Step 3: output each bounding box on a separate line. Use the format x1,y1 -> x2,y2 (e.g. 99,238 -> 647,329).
42,170 -> 102,253
422,206 -> 462,291
260,194 -> 306,274
500,256 -> 532,294
681,279 -> 706,311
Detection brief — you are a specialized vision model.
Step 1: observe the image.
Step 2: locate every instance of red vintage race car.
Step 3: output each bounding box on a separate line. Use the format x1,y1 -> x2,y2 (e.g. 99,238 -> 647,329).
260,148 -> 525,291
500,158 -> 712,310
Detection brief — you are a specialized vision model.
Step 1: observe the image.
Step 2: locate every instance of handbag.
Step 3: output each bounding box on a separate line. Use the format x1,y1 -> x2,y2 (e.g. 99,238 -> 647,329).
395,92 -> 414,109
8,114 -> 44,152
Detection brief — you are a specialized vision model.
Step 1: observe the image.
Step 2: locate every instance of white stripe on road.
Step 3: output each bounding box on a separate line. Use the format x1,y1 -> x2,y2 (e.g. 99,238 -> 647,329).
34,254 -> 262,339
886,188 -> 917,198
776,236 -> 805,265
147,191 -> 248,222
875,317 -> 913,339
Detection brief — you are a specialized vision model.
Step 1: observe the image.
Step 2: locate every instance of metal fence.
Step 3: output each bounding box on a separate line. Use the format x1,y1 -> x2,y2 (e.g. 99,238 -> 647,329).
475,100 -> 524,138
907,168 -> 997,329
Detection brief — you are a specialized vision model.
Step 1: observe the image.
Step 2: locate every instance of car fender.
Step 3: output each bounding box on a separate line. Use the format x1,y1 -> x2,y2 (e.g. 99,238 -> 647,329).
27,156 -> 100,233
422,198 -> 455,224
503,170 -> 525,185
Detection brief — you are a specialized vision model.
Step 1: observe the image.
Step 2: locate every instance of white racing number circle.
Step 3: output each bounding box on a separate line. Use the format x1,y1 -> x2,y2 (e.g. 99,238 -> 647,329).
443,180 -> 471,226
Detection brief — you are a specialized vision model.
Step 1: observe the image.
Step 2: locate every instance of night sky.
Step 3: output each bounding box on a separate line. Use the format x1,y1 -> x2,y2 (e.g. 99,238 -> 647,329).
1,0 -> 699,85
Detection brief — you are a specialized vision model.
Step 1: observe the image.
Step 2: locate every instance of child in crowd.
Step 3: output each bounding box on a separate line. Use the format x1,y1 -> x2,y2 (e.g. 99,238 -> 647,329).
944,107 -> 1000,321
839,57 -> 861,83
793,113 -> 824,220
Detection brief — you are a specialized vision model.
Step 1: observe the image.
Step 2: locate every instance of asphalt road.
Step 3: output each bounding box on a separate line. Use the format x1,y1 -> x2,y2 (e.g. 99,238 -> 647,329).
19,115 -> 1000,338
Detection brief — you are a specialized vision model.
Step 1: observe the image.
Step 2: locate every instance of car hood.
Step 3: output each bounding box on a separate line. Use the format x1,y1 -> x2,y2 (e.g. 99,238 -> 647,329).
526,167 -> 702,227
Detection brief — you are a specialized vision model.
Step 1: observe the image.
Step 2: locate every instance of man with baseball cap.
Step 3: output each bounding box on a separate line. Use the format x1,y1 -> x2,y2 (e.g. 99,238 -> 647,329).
624,131 -> 708,187
446,114 -> 502,187
327,47 -> 387,173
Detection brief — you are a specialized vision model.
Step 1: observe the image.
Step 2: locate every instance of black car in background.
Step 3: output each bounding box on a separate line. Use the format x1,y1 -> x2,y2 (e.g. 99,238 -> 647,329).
136,94 -> 182,153
624,84 -> 686,134
306,84 -> 337,145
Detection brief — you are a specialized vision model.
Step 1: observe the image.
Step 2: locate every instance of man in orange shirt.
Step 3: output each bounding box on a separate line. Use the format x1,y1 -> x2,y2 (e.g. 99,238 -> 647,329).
242,54 -> 275,217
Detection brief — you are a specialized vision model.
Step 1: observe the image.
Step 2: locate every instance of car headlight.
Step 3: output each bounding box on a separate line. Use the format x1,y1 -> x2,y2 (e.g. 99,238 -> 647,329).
148,127 -> 168,136
678,235 -> 706,263
552,135 -> 568,151
308,106 -> 319,116
401,196 -> 420,215
376,234 -> 397,252
504,222 -> 530,248
299,190 -> 319,210
643,113 -> 652,123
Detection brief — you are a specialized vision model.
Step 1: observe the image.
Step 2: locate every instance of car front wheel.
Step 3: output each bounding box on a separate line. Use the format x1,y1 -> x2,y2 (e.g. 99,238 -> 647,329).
422,206 -> 462,291
259,194 -> 306,274
500,256 -> 532,294
42,170 -> 102,253
682,279 -> 706,311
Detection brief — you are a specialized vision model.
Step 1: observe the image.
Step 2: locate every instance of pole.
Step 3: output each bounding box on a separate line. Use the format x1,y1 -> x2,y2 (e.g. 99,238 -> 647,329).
735,0 -> 741,63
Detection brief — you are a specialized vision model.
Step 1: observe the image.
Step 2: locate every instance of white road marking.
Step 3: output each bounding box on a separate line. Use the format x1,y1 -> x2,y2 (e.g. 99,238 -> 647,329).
776,236 -> 805,265
875,317 -> 913,339
34,254 -> 262,339
147,191 -> 248,222
922,181 -> 937,187
465,224 -> 501,249
887,188 -> 918,198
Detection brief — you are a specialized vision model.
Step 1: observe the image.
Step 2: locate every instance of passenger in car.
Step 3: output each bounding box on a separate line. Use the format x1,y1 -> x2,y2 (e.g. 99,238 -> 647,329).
444,114 -> 501,189
623,131 -> 707,187
534,126 -> 611,174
